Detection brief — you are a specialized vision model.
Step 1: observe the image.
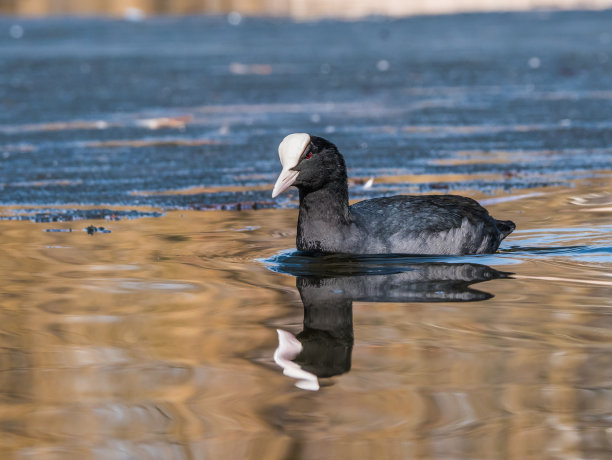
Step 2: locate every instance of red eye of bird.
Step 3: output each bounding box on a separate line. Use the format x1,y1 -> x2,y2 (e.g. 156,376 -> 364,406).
305,151 -> 312,160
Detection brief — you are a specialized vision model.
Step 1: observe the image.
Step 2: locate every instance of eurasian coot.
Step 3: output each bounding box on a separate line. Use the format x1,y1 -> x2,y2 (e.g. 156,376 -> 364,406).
272,133 -> 515,255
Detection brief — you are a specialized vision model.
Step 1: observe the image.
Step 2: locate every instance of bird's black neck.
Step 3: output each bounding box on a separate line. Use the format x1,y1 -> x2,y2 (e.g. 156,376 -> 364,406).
298,180 -> 350,223
297,181 -> 351,252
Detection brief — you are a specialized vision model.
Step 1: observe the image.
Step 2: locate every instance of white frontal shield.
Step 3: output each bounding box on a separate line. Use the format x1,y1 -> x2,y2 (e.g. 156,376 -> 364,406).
271,133 -> 310,198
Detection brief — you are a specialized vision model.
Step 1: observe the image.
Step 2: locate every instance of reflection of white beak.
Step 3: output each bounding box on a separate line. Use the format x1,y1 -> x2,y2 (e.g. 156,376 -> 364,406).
274,329 -> 319,391
271,133 -> 310,198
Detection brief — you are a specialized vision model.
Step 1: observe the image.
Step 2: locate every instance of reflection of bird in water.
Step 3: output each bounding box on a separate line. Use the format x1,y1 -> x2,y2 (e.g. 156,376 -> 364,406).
271,133 -> 515,255
273,259 -> 511,391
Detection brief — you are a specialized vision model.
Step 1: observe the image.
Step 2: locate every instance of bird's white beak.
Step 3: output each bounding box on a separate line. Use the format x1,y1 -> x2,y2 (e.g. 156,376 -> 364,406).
272,133 -> 310,198
271,169 -> 300,199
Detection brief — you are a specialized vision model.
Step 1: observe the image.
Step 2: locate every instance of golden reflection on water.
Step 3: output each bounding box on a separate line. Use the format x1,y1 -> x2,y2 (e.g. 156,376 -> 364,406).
0,178 -> 611,459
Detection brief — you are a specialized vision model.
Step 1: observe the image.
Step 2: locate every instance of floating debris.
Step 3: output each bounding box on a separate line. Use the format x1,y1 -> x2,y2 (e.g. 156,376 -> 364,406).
0,209 -> 164,223
190,201 -> 276,211
123,7 -> 145,22
0,115 -> 192,135
227,11 -> 242,26
229,63 -> 272,75
9,24 -> 24,39
86,225 -> 111,235
376,59 -> 390,72
528,56 -> 541,69
44,226 -> 110,235
230,225 -> 261,232
84,138 -> 217,148
134,115 -> 192,130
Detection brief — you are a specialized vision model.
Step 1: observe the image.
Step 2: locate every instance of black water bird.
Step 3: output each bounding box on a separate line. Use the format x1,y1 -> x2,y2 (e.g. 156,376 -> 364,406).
272,133 -> 515,255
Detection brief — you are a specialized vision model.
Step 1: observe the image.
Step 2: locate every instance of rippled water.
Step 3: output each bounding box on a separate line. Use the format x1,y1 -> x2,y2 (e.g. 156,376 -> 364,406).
0,180 -> 610,459
1,11 -> 612,460
2,13 -> 612,212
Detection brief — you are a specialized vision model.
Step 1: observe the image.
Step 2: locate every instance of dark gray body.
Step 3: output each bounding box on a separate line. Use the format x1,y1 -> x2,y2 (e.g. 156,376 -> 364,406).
291,135 -> 515,256
297,189 -> 515,255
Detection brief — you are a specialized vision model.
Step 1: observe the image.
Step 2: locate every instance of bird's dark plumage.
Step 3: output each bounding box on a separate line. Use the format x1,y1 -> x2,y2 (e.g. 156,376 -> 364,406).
273,134 -> 515,255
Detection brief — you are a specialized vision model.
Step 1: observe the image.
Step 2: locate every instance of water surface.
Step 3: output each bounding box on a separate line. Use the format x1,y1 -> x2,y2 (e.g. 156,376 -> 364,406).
1,180 -> 611,459
1,11 -> 612,460
2,12 -> 612,211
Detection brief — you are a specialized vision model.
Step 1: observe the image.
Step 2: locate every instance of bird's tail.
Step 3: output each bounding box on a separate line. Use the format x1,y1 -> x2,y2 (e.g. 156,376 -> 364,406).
495,219 -> 516,240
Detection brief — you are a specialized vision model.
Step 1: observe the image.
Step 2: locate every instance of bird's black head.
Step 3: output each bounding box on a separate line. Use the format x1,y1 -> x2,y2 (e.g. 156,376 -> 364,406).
272,133 -> 347,198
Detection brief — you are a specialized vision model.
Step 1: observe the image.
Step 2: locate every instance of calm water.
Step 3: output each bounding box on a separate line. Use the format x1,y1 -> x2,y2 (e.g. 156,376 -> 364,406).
2,13 -> 612,210
1,180 -> 611,459
1,12 -> 612,460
